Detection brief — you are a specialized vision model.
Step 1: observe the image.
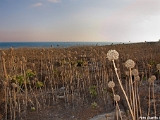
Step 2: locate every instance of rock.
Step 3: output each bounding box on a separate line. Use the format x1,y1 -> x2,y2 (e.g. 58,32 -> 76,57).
90,110 -> 129,120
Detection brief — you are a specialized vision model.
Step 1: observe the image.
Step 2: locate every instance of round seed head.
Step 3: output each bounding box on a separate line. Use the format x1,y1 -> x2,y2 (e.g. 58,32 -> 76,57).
156,64 -> 160,70
125,59 -> 135,69
106,50 -> 119,61
108,81 -> 115,88
12,83 -> 17,88
134,76 -> 140,81
132,69 -> 139,76
150,75 -> 156,81
148,78 -> 153,84
114,94 -> 120,101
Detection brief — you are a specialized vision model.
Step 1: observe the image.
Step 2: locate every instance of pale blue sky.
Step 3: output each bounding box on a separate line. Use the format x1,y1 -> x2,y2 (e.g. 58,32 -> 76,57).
0,0 -> 160,42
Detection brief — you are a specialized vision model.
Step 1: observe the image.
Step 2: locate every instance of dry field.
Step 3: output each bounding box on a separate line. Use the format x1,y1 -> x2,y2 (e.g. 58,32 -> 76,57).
0,42 -> 160,120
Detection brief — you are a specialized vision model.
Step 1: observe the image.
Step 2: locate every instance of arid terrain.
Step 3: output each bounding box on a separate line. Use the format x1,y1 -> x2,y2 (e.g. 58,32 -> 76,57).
0,42 -> 160,120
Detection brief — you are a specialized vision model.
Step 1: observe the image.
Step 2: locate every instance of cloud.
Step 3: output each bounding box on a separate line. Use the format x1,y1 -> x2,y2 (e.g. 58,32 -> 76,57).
102,0 -> 160,42
32,3 -> 42,7
48,0 -> 61,3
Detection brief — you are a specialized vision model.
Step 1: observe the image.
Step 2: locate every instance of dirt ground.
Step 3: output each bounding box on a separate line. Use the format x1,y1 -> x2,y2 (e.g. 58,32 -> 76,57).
18,81 -> 160,120
26,102 -> 107,120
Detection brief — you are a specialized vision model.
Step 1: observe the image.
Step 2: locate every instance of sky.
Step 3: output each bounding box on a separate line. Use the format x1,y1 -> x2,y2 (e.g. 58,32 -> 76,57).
0,0 -> 160,42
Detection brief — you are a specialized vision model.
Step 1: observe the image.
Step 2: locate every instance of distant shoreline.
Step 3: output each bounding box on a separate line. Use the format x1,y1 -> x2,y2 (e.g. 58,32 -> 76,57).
0,42 -> 126,49
0,41 -> 159,49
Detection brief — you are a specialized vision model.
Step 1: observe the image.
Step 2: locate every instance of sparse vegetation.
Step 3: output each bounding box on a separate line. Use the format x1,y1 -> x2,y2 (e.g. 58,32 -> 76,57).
0,42 -> 160,119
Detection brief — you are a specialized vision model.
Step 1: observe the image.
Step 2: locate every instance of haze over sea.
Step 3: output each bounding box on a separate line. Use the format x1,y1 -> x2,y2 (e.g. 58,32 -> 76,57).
0,42 -> 125,49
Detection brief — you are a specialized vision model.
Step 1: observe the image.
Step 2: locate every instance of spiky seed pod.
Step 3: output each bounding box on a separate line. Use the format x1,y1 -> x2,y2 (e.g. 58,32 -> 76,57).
12,83 -> 17,88
132,69 -> 139,76
148,78 -> 153,84
108,81 -> 115,88
156,64 -> 160,71
134,75 -> 140,81
114,94 -> 120,101
150,75 -> 156,81
125,59 -> 135,69
107,50 -> 119,61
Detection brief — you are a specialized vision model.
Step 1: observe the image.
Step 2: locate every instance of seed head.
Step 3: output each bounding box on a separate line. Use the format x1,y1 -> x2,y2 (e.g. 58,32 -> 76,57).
108,81 -> 115,88
148,75 -> 156,84
114,94 -> 120,101
148,78 -> 153,84
156,64 -> 160,70
107,50 -> 119,61
132,69 -> 139,76
134,76 -> 140,81
125,59 -> 135,69
150,75 -> 156,81
12,83 -> 17,88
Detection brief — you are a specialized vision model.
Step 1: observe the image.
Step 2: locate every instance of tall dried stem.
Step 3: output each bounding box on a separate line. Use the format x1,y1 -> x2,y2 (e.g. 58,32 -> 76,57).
112,60 -> 135,120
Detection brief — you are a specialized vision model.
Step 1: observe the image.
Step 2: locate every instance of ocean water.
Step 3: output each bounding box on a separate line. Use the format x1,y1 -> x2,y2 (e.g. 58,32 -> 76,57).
0,42 -> 122,49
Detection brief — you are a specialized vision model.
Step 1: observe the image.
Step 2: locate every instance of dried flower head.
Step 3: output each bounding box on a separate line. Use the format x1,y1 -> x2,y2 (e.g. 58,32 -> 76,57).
125,59 -> 135,69
12,83 -> 17,88
134,76 -> 140,81
114,94 -> 120,101
156,64 -> 160,70
132,69 -> 139,76
148,75 -> 156,84
150,75 -> 156,81
108,81 -> 115,88
107,50 -> 119,61
148,78 -> 153,84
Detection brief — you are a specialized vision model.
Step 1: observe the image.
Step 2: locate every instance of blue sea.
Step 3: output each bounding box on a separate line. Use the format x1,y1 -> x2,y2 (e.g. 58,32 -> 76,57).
0,42 -> 124,49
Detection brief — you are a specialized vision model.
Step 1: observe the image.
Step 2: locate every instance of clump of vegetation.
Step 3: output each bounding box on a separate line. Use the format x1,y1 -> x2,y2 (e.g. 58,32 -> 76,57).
0,42 -> 160,119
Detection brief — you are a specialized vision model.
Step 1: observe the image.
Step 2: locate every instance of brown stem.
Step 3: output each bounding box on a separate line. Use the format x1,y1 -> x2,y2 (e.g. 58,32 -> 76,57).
112,60 -> 135,120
